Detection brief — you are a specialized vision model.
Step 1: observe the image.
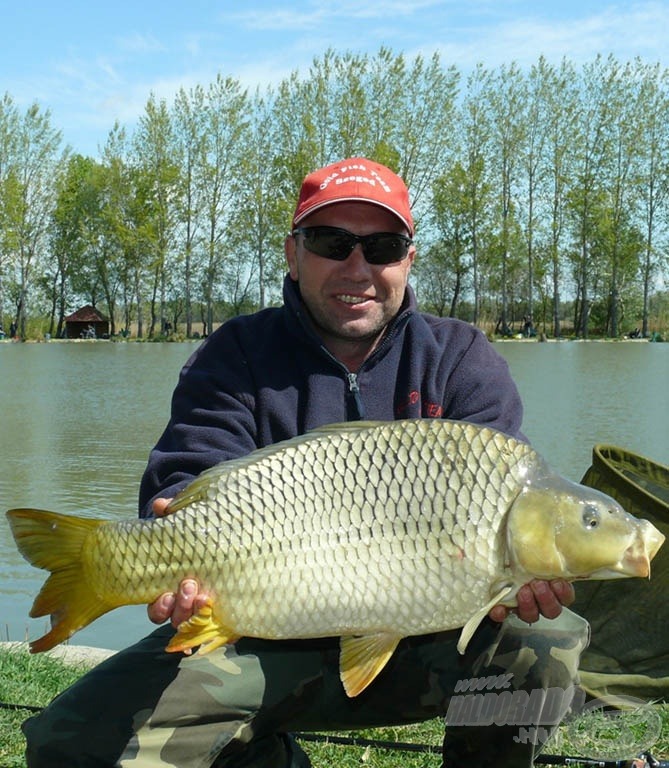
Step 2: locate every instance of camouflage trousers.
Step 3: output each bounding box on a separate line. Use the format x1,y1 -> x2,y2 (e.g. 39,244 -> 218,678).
23,609 -> 589,768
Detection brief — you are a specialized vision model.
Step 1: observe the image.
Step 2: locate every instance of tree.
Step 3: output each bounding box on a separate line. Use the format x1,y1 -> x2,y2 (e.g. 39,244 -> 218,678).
172,85 -> 207,337
6,103 -> 63,337
49,154 -> 104,335
601,59 -> 646,336
428,162 -> 474,316
520,58 -> 553,328
482,63 -> 527,331
390,52 -> 459,219
540,58 -> 580,337
232,88 -> 288,309
101,123 -> 155,337
134,94 -> 179,337
454,65 -> 495,325
635,62 -> 669,337
198,75 -> 249,335
0,94 -> 21,327
567,56 -> 617,338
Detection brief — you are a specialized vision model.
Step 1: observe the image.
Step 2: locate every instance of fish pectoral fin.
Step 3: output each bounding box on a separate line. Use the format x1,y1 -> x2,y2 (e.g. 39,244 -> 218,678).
339,632 -> 402,698
166,598 -> 240,656
457,585 -> 515,655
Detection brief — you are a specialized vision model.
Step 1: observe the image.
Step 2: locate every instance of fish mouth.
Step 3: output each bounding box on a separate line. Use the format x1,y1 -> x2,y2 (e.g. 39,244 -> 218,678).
618,520 -> 665,578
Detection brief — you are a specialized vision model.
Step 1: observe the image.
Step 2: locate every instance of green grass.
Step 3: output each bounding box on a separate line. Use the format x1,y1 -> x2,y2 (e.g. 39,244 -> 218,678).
0,647 -> 88,768
1,645 -> 667,767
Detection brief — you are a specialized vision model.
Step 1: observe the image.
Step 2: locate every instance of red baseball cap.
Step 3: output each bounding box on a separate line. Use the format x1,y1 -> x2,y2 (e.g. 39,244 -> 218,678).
292,157 -> 414,235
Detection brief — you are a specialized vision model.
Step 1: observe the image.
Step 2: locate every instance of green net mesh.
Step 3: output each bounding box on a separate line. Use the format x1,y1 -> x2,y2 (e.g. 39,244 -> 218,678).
575,445 -> 669,701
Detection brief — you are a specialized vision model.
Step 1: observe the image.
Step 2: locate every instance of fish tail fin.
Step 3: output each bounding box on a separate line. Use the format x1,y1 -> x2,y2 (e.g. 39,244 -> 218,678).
6,508 -> 113,653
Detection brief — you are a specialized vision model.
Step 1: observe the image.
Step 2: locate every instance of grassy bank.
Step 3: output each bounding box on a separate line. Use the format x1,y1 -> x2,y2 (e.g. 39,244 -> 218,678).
1,645 -> 667,767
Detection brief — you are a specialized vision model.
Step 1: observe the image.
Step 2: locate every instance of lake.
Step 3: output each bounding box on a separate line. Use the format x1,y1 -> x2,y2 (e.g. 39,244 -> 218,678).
0,339 -> 667,651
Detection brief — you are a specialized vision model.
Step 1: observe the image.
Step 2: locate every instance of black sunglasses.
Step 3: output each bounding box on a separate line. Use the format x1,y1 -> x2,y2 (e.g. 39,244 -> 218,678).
292,226 -> 413,265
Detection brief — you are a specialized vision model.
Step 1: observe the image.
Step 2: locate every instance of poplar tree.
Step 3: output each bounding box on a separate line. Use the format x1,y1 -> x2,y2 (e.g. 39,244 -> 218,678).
172,85 -> 207,337
199,75 -> 249,335
9,103 -> 63,337
635,62 -> 669,337
134,94 -> 179,337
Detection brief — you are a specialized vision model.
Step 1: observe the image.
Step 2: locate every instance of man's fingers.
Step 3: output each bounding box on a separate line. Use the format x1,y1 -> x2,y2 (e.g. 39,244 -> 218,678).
515,583 -> 541,624
550,578 -> 575,607
169,579 -> 199,627
488,604 -> 509,623
147,592 -> 176,625
152,498 -> 172,517
146,579 -> 202,627
488,579 -> 575,625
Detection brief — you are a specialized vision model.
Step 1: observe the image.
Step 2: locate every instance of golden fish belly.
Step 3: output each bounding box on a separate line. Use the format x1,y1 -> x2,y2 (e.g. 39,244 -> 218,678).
210,536 -> 508,639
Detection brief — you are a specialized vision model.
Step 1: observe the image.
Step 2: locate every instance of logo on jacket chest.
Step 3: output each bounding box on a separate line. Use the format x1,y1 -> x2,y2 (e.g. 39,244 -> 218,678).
396,390 -> 443,419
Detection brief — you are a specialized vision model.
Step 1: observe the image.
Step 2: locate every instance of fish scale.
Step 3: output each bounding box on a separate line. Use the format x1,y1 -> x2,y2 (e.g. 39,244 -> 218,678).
6,418 -> 664,697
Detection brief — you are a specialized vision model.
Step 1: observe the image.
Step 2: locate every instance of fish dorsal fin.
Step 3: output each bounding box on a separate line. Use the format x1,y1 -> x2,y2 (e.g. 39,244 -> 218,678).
165,422 -> 388,514
166,598 -> 240,655
339,632 -> 402,697
457,585 -> 515,655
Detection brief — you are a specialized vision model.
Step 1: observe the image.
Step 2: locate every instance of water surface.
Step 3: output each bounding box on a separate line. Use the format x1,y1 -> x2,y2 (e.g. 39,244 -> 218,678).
0,339 -> 667,650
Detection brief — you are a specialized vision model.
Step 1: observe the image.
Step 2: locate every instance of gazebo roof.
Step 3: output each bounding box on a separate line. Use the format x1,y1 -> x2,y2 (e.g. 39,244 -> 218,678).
64,305 -> 108,323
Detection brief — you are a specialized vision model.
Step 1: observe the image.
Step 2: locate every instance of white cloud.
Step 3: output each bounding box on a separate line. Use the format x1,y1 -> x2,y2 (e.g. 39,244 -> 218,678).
229,0 -> 446,31
429,1 -> 669,70
115,32 -> 166,55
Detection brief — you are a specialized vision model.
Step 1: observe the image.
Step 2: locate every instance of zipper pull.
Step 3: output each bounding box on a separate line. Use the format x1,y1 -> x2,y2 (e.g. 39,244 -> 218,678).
347,373 -> 366,420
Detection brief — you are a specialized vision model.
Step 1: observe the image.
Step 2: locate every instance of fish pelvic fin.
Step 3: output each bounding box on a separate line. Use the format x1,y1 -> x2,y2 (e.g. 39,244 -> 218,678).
339,632 -> 402,697
166,597 -> 240,655
457,585 -> 515,655
6,508 -> 113,653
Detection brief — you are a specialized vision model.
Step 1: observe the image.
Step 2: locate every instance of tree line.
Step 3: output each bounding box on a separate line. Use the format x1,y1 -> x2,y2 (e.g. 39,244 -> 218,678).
1,49 -> 668,340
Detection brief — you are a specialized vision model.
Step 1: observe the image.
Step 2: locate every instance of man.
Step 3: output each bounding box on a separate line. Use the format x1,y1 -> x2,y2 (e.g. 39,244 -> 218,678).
24,157 -> 587,767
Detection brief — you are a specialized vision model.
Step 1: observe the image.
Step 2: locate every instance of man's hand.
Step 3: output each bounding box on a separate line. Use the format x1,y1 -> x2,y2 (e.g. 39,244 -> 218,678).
146,498 -> 210,627
488,579 -> 575,624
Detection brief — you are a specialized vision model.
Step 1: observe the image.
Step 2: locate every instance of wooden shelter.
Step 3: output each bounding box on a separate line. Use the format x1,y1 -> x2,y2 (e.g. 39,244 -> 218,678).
64,305 -> 110,339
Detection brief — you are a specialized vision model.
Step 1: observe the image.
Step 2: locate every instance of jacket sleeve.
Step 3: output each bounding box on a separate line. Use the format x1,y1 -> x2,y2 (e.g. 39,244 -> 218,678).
442,327 -> 526,441
138,330 -> 258,518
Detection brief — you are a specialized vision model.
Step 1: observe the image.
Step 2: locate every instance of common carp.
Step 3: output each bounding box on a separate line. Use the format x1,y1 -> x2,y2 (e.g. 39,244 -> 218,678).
6,419 -> 664,697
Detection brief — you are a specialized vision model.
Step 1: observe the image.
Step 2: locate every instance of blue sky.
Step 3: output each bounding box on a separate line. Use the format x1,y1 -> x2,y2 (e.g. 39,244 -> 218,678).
4,0 -> 669,157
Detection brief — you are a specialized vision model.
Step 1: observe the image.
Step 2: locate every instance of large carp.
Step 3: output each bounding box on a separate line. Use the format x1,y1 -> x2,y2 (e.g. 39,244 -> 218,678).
6,419 -> 664,697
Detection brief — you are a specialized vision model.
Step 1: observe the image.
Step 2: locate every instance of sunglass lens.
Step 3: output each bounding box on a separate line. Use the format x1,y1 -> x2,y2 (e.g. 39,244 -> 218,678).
303,230 -> 352,261
363,235 -> 408,265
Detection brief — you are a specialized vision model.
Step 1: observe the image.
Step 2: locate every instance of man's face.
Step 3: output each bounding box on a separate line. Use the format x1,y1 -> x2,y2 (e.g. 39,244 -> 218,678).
285,202 -> 415,358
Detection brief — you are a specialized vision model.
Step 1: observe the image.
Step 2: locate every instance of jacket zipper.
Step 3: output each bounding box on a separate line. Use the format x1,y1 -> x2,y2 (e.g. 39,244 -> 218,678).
346,372 -> 365,420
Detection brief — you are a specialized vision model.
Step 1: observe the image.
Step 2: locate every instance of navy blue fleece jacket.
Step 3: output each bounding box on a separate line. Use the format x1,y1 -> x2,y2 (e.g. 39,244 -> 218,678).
138,276 -> 524,517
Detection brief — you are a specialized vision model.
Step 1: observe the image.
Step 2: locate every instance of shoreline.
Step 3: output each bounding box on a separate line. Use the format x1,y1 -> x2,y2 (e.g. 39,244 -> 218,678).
0,641 -> 115,667
0,336 -> 659,344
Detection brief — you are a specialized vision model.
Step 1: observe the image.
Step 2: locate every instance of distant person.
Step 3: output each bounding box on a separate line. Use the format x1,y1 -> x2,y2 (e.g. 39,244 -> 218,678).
522,315 -> 536,338
495,316 -> 513,337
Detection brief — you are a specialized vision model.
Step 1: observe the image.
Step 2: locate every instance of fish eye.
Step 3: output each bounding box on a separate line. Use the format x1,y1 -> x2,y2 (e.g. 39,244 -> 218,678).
583,505 -> 600,529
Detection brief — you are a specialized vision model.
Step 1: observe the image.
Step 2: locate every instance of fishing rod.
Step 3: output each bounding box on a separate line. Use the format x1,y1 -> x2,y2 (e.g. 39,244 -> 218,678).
2,700 -> 667,767
293,732 -> 669,767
